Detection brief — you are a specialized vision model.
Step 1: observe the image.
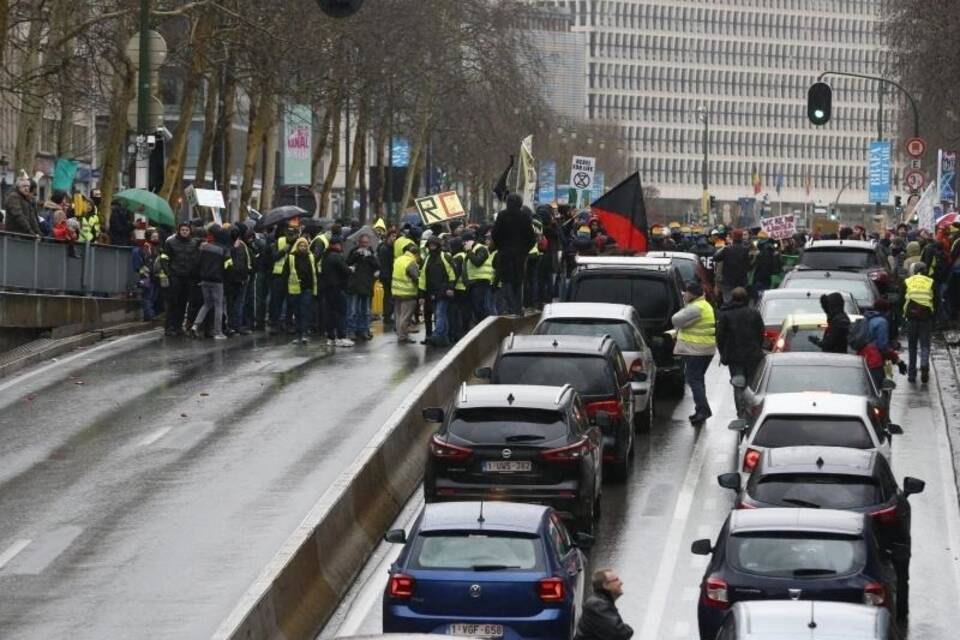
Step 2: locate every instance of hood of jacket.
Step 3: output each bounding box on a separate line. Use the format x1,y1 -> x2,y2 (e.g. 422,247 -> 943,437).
906,241 -> 921,257
820,292 -> 846,316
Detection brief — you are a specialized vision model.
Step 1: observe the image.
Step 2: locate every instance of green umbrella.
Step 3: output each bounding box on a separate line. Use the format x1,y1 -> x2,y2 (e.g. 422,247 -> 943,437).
114,189 -> 176,227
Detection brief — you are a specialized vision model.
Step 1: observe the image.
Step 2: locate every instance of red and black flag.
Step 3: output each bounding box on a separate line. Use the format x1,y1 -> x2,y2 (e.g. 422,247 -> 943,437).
590,172 -> 648,253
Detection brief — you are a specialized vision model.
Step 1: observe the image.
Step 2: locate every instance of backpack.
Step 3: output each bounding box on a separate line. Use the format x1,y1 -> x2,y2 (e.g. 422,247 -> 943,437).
848,317 -> 872,351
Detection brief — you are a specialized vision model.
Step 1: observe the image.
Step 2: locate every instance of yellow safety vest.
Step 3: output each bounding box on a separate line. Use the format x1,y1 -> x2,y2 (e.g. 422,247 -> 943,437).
677,297 -> 716,346
78,212 -> 100,243
310,234 -> 329,273
418,252 -> 456,291
287,252 -> 317,295
465,245 -> 494,284
272,236 -> 289,275
452,251 -> 467,291
903,274 -> 934,313
394,236 -> 415,259
392,253 -> 418,298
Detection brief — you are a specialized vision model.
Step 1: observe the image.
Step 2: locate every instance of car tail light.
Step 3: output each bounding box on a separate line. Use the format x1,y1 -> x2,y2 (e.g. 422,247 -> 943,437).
702,576 -> 729,610
763,328 -> 780,346
388,573 -> 415,599
538,577 -> 565,602
863,581 -> 887,606
872,406 -> 886,421
429,435 -> 473,461
870,504 -> 899,526
585,400 -> 624,422
773,336 -> 786,352
541,437 -> 590,462
742,448 -> 761,472
630,359 -> 645,374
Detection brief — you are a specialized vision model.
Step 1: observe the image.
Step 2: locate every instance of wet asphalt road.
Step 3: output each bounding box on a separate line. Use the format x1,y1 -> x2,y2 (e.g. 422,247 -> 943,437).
323,352 -> 960,639
0,326 -> 442,639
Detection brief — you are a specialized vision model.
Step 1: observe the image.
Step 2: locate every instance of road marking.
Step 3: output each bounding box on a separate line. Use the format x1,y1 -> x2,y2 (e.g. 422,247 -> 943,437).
0,539 -> 31,570
0,526 -> 81,575
137,427 -> 172,447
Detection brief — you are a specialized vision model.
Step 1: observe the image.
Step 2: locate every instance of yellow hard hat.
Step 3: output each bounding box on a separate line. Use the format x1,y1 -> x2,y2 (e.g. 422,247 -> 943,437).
680,226 -> 691,234
668,221 -> 681,229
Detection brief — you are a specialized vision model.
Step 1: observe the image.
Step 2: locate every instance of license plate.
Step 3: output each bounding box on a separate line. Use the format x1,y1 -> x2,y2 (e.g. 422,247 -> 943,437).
482,460 -> 531,473
448,623 -> 504,637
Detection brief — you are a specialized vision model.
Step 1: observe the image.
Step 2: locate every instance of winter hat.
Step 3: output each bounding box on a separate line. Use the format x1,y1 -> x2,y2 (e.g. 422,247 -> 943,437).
685,281 -> 704,297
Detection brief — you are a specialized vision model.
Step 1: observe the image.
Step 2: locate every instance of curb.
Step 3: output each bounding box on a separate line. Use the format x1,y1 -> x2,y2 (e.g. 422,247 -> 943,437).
934,337 -> 960,510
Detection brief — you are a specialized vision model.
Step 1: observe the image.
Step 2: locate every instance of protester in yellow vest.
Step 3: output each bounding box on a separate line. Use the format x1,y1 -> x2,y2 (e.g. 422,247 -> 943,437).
671,281 -> 716,425
902,261 -> 935,383
463,231 -> 494,321
269,224 -> 298,334
392,243 -> 420,343
282,237 -> 316,344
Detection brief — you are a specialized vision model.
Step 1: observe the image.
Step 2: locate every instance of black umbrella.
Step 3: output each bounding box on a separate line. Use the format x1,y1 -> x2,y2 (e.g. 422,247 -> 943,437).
255,205 -> 309,230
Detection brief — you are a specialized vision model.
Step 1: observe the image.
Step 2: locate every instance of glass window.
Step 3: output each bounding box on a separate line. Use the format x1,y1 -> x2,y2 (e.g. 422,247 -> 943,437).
764,364 -> 874,396
727,533 -> 866,578
496,354 -> 616,397
535,319 -> 639,352
754,416 -> 874,449
411,532 -> 544,571
749,474 -> 882,509
448,408 -> 569,443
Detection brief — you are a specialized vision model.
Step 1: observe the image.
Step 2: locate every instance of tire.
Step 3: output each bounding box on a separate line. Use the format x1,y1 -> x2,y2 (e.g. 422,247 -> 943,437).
634,396 -> 654,433
895,560 -> 910,622
575,497 -> 597,535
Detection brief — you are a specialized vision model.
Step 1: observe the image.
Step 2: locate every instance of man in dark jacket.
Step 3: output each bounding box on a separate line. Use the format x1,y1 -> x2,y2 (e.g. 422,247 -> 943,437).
378,228 -> 397,328
419,235 -> 455,346
109,202 -> 132,246
809,291 -> 850,353
159,221 -> 201,336
226,225 -> 252,335
190,224 -> 231,340
491,193 -> 536,315
3,177 -> 41,237
346,233 -> 380,341
716,287 -> 765,418
320,236 -> 353,347
574,569 -> 633,640
752,239 -> 782,295
714,229 -> 752,303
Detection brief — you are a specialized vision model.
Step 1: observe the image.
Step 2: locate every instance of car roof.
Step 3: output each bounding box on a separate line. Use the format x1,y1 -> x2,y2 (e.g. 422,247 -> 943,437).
804,239 -> 877,251
419,501 -> 548,534
765,352 -> 865,368
644,250 -> 699,262
731,600 -> 886,638
760,446 -> 877,476
729,507 -> 864,536
499,333 -> 615,356
540,302 -> 636,322
760,392 -> 868,417
575,255 -> 673,268
760,288 -> 855,300
786,269 -> 873,281
780,313 -> 864,328
455,384 -> 575,410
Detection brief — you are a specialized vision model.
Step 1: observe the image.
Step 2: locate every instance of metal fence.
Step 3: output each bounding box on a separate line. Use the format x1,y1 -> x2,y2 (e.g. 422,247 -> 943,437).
0,231 -> 136,297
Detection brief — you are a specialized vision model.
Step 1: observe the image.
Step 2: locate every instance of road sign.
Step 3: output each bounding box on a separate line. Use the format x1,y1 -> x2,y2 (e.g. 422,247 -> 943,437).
570,155 -> 596,192
905,169 -> 925,191
868,140 -> 891,203
909,158 -> 921,170
905,137 -> 927,159
415,191 -> 466,226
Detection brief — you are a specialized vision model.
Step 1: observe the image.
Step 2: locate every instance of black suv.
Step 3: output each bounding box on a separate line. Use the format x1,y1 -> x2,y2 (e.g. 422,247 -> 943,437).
565,256 -> 686,395
422,383 -> 603,532
478,334 -> 635,481
717,445 -> 924,620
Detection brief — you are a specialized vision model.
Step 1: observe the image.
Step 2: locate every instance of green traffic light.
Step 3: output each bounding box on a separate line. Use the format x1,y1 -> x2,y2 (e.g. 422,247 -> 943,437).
814,109 -> 825,120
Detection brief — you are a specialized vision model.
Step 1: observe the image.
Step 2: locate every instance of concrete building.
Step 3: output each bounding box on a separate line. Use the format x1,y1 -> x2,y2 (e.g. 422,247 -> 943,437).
525,5 -> 588,122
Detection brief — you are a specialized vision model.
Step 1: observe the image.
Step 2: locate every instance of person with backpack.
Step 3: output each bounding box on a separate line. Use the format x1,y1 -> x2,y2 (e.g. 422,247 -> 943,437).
848,314 -> 886,391
808,292 -> 850,354
902,261 -> 935,383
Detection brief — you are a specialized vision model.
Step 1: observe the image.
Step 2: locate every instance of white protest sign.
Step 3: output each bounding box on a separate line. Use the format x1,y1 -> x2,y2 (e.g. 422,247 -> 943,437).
760,214 -> 797,240
570,155 -> 596,192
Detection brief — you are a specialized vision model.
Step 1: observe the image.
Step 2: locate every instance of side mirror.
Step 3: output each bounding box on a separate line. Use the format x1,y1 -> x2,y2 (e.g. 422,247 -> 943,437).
691,539 -> 713,556
881,379 -> 896,392
717,472 -> 741,491
384,529 -> 407,544
574,532 -> 595,549
422,407 -> 444,423
887,423 -> 903,436
632,371 -> 648,383
474,366 -> 492,380
903,477 -> 925,497
728,419 -> 748,433
594,411 -> 612,428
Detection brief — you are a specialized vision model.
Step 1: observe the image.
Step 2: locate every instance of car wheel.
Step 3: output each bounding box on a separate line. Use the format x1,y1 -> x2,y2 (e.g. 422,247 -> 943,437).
896,561 -> 910,621
608,450 -> 630,482
635,396 -> 654,433
576,500 -> 596,535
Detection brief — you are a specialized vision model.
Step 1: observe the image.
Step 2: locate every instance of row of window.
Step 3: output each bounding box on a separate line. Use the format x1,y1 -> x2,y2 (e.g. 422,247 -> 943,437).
635,156 -> 870,191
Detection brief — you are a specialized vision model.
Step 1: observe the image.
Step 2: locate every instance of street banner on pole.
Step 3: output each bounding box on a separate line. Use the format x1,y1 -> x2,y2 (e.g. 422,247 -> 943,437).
914,182 -> 938,231
937,150 -> 957,206
415,191 -> 466,226
868,140 -> 891,203
537,160 -> 556,204
283,105 -> 312,186
518,135 -> 537,206
760,214 -> 796,240
570,155 -> 596,195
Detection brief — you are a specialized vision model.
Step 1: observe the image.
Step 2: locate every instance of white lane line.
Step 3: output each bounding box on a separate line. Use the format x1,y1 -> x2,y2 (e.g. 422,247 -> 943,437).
0,539 -> 31,570
5,526 -> 82,575
137,426 -> 172,447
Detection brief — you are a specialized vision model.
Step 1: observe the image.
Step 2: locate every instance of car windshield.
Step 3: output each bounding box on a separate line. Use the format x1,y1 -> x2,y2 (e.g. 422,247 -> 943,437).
496,354 -> 615,396
784,278 -> 875,306
800,248 -> 879,270
411,532 -> 544,571
779,328 -> 827,353
536,319 -> 638,351
448,408 -> 569,443
727,533 -> 866,578
754,416 -> 873,449
571,274 -> 672,319
765,365 -> 873,396
670,259 -> 697,283
762,297 -> 857,325
750,474 -> 883,509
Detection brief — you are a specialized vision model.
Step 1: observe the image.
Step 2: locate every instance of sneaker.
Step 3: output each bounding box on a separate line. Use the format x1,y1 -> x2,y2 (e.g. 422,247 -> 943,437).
188,326 -> 201,338
921,368 -> 930,383
335,338 -> 355,347
213,334 -> 228,341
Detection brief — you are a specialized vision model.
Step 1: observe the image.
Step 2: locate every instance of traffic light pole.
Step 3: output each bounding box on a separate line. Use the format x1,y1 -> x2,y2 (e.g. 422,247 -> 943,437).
135,0 -> 150,189
817,71 -> 920,139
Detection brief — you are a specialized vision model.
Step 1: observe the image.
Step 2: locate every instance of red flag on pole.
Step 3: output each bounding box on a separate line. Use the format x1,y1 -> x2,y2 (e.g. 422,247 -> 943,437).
590,172 -> 648,253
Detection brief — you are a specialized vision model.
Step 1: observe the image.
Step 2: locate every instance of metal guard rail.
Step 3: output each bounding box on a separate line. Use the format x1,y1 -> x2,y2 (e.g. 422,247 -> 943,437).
0,231 -> 137,297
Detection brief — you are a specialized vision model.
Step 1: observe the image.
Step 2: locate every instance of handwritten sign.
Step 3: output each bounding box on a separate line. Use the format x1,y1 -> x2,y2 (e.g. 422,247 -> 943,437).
760,214 -> 796,240
415,191 -> 466,226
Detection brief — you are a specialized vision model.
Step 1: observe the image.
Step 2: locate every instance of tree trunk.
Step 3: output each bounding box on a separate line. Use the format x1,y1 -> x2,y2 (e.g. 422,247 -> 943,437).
346,100 -> 367,222
401,117 -> 429,213
358,123 -> 368,224
100,63 -> 136,230
373,123 -> 386,218
194,73 -> 219,187
218,68 -> 237,204
260,119 -> 278,211
240,92 -> 273,218
52,0 -> 76,158
13,15 -> 44,175
310,99 -> 334,190
318,100 -> 342,218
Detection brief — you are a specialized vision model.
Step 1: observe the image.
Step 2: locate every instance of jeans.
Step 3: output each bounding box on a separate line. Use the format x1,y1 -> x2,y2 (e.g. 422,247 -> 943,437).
324,288 -> 347,339
226,282 -> 247,331
293,291 -> 313,336
684,354 -> 714,417
347,294 -> 371,335
433,296 -> 451,341
194,282 -> 225,337
907,318 -> 932,377
501,281 -> 523,316
468,282 -> 492,322
140,279 -> 158,320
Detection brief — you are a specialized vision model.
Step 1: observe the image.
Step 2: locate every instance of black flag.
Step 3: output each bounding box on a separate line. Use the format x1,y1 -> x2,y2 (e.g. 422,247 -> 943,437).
493,155 -> 514,202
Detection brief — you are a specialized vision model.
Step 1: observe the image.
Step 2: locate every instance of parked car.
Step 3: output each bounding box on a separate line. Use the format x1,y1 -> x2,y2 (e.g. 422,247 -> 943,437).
382,501 -> 593,639
757,288 -> 859,350
728,392 -> 902,472
714,600 -> 901,639
566,256 -> 687,396
423,384 -> 603,532
691,508 -> 901,639
718,446 -> 925,620
534,302 -> 657,431
643,250 -> 716,304
780,269 -> 882,312
771,313 -> 864,353
798,239 -> 893,293
478,334 -> 635,481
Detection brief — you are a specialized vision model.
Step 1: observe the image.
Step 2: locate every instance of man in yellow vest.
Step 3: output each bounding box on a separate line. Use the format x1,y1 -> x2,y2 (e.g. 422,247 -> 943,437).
392,243 -> 420,343
419,235 -> 456,347
282,237 -> 316,344
903,261 -> 935,383
671,281 -> 717,425
464,230 -> 495,321
268,223 -> 299,334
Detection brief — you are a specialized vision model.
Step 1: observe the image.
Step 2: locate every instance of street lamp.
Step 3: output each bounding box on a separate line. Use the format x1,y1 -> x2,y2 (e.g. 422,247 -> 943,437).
697,105 -> 710,220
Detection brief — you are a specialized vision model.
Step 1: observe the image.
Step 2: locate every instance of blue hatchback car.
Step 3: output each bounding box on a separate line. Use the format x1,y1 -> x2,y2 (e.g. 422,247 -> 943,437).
382,501 -> 593,639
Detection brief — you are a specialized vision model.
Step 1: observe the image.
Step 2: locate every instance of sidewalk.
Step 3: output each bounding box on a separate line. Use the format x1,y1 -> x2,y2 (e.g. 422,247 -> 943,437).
932,333 -> 960,505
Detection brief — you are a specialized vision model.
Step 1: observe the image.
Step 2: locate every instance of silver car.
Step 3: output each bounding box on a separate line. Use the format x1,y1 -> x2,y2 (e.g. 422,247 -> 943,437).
534,302 -> 657,431
715,600 -> 901,639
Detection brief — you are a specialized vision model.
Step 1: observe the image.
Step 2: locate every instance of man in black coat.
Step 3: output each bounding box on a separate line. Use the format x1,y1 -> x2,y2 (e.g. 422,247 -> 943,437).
159,222 -> 201,336
714,229 -> 752,303
3,177 -> 41,237
809,291 -> 850,353
574,569 -> 633,640
717,287 -> 765,418
491,193 -> 536,315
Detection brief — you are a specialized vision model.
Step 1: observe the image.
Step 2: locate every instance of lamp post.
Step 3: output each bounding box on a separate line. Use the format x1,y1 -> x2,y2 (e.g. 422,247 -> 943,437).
0,155 -> 8,201
698,105 -> 710,221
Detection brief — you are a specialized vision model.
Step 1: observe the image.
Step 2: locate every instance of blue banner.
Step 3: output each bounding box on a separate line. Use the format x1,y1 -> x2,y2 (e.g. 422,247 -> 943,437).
537,160 -> 556,204
868,141 -> 891,203
591,170 -> 605,203
391,138 -> 410,167
938,150 -> 957,205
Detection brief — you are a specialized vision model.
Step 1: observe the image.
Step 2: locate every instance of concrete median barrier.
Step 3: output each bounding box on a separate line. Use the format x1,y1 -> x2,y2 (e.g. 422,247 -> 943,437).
215,314 -> 538,640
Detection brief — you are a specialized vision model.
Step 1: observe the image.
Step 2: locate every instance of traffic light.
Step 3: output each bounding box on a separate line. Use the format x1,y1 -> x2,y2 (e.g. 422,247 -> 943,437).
894,195 -> 903,214
317,0 -> 364,18
709,195 -> 717,210
807,82 -> 832,126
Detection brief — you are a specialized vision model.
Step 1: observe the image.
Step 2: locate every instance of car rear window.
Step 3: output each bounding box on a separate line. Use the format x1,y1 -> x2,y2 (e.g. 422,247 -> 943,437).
727,533 -> 866,578
780,329 -> 826,353
754,416 -> 873,449
800,248 -> 880,269
535,319 -> 638,351
750,474 -> 882,509
670,259 -> 697,284
496,354 -> 615,396
571,274 -> 672,319
411,532 -> 544,571
448,408 -> 569,443
762,297 -> 858,325
765,366 -> 873,396
784,278 -> 875,306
